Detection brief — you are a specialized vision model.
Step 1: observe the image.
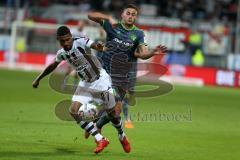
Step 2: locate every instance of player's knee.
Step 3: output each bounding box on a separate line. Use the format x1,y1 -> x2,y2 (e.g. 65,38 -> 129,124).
114,101 -> 122,116
69,101 -> 81,114
108,112 -> 121,124
107,107 -> 121,120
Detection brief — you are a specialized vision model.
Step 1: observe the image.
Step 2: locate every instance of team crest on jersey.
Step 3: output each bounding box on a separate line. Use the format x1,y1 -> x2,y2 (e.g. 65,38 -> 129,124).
130,34 -> 137,41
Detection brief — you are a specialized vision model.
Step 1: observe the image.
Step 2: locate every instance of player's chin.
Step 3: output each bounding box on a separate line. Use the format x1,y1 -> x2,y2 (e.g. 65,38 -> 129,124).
127,21 -> 134,25
64,46 -> 71,51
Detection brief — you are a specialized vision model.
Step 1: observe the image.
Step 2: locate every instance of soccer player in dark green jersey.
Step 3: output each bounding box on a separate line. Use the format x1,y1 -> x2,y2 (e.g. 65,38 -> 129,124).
87,4 -> 167,153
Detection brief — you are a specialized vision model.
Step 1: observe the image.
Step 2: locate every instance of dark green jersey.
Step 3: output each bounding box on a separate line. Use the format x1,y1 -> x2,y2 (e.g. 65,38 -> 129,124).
100,20 -> 146,88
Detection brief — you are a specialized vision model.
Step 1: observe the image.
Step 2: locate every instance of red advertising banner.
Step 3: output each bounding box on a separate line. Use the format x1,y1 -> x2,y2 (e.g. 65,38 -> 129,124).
185,66 -> 217,86
238,72 -> 240,87
17,52 -> 46,64
0,50 -> 4,62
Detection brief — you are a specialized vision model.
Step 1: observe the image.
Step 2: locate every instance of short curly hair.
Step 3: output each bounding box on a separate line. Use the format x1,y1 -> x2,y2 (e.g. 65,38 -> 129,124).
56,26 -> 71,37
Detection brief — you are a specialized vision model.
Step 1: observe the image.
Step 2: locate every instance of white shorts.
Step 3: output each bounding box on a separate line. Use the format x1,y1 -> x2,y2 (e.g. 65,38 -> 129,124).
72,69 -> 115,109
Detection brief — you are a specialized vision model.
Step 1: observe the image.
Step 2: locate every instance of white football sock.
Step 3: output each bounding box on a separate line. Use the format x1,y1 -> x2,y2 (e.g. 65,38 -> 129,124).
95,133 -> 103,141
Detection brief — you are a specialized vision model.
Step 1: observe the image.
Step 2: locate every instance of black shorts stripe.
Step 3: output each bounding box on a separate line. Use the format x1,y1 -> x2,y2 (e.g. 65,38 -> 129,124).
77,47 -> 100,76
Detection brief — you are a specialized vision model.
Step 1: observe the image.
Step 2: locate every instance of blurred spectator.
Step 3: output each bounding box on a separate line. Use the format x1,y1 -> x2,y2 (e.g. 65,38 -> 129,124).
70,20 -> 87,38
90,0 -> 104,10
78,0 -> 91,13
11,0 -> 236,22
189,28 -> 205,66
189,29 -> 203,55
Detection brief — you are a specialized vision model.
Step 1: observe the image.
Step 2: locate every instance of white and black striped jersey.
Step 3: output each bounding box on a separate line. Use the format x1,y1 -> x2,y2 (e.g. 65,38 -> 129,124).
56,37 -> 102,82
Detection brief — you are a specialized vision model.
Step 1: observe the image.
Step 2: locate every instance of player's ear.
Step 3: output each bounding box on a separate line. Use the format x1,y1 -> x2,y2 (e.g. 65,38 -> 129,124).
121,10 -> 125,19
135,11 -> 138,17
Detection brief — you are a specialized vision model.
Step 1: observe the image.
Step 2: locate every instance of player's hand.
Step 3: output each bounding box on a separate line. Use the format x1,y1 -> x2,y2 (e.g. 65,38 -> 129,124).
152,45 -> 167,55
95,42 -> 108,52
32,79 -> 39,88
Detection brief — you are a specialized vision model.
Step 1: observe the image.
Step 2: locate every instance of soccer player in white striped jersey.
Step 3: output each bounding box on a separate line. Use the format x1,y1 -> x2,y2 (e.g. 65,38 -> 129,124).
32,26 -> 128,154
62,21 -> 88,90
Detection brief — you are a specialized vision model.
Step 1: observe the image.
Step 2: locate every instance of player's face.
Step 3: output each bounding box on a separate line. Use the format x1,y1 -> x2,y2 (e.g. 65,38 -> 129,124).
121,8 -> 138,26
57,33 -> 73,51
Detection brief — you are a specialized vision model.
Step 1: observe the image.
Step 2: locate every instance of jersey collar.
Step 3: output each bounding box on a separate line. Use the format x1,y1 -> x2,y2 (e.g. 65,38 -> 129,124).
119,20 -> 137,31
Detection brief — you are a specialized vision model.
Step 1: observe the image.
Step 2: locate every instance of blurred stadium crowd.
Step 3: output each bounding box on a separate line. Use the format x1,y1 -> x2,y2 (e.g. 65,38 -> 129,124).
0,0 -> 240,73
0,0 -> 238,22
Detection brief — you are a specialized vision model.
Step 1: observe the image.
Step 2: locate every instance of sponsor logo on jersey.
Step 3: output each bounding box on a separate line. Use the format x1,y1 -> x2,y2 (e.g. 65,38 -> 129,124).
113,38 -> 134,47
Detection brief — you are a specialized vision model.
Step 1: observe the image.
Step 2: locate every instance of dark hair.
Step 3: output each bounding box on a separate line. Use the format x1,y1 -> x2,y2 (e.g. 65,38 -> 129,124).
122,4 -> 139,13
56,26 -> 71,37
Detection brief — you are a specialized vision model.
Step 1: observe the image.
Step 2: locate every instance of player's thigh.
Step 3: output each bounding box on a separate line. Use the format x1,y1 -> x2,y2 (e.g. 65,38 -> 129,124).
92,70 -> 116,108
72,92 -> 92,104
92,69 -> 112,91
69,101 -> 82,114
72,81 -> 93,108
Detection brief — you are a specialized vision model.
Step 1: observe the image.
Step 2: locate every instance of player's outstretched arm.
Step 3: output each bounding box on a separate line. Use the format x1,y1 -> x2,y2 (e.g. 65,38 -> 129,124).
88,12 -> 116,24
134,44 -> 167,60
32,61 -> 60,88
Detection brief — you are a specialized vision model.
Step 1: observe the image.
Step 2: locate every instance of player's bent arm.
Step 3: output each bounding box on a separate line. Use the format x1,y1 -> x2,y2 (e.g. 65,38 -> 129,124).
135,44 -> 167,60
88,12 -> 115,24
32,61 -> 60,88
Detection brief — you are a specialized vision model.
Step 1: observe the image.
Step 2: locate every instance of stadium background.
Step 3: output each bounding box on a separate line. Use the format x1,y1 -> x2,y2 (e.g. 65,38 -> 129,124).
0,0 -> 239,160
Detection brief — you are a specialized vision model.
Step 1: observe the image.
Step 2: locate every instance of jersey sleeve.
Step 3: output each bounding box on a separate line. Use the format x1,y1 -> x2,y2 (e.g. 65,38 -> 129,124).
137,30 -> 147,47
100,20 -> 112,33
76,37 -> 94,48
55,50 -> 65,62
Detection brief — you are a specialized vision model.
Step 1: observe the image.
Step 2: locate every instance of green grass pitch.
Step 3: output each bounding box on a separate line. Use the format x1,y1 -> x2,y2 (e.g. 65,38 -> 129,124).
0,69 -> 239,160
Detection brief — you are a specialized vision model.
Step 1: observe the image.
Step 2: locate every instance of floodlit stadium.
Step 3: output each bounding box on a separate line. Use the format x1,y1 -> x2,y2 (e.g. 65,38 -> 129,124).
0,0 -> 239,160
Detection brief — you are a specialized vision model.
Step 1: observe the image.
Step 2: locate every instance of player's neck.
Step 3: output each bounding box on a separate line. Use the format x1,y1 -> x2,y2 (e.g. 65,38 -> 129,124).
124,24 -> 133,29
120,21 -> 135,30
